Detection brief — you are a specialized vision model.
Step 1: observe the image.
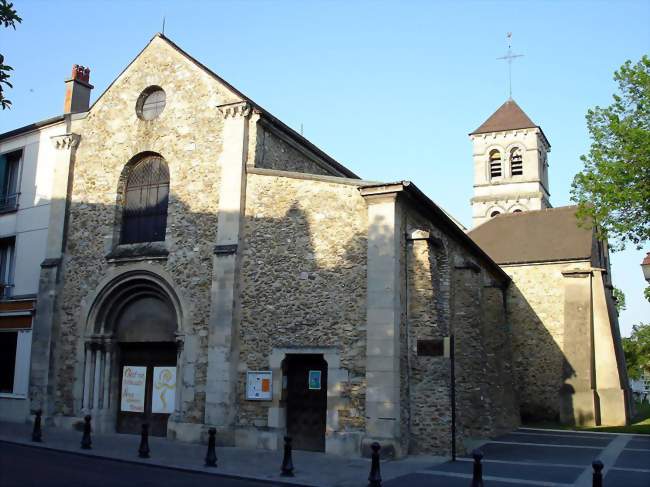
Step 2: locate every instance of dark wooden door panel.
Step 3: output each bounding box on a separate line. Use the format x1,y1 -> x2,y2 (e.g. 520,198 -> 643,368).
286,354 -> 327,452
117,343 -> 176,437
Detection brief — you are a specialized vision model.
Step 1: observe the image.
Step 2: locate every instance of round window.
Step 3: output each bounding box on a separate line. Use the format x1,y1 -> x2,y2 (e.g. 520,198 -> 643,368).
137,87 -> 166,120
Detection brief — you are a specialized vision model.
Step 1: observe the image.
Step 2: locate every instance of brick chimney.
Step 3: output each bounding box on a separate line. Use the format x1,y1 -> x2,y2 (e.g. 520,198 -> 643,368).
64,64 -> 93,114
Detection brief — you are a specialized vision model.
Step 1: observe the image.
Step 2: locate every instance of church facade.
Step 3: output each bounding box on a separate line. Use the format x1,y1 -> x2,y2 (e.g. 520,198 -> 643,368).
20,34 -> 520,457
0,34 -> 629,458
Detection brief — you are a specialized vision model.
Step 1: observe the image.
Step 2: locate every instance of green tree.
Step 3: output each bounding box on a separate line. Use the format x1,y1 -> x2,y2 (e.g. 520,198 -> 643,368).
613,286 -> 626,313
0,0 -> 21,110
623,322 -> 650,380
571,56 -> 650,251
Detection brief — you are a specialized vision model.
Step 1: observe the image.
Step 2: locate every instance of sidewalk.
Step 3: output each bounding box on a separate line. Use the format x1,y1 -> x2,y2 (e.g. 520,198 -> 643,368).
0,421 -> 445,487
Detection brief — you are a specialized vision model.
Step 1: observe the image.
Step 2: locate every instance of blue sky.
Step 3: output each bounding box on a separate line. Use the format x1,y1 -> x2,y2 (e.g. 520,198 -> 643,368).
1,0 -> 648,335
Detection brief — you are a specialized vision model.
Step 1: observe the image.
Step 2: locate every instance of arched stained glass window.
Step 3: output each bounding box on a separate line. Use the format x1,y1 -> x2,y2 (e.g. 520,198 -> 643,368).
121,156 -> 169,244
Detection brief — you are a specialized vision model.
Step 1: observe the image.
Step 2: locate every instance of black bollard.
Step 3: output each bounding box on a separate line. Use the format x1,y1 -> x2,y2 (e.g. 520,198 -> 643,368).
205,427 -> 217,467
31,410 -> 42,443
471,449 -> 484,487
80,415 -> 92,450
368,442 -> 382,487
138,423 -> 150,458
592,460 -> 604,487
281,436 -> 294,477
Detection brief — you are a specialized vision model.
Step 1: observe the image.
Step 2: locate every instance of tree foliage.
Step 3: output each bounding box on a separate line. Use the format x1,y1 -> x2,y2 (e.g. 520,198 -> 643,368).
0,0 -> 21,110
571,56 -> 650,251
623,322 -> 650,380
613,286 -> 626,313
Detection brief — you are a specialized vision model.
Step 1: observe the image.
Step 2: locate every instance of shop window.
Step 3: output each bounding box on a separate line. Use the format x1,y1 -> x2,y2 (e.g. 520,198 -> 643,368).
0,329 -> 32,396
0,331 -> 17,393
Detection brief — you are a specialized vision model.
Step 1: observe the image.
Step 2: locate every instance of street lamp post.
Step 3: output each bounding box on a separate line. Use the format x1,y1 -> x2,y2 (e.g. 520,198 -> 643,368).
642,252 -> 650,283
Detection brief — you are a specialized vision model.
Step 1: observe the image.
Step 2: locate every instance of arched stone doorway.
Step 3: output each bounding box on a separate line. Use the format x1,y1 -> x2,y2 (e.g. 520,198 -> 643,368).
79,271 -> 184,437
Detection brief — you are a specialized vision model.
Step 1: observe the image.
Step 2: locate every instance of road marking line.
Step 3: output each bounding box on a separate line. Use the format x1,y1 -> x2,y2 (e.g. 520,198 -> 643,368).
416,469 -> 573,486
625,448 -> 650,452
488,440 -> 602,450
574,435 -> 631,487
518,427 -> 644,438
611,466 -> 650,473
456,457 -> 586,469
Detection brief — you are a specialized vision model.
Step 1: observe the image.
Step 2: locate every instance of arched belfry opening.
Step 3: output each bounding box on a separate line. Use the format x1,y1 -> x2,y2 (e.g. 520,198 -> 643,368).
80,271 -> 183,437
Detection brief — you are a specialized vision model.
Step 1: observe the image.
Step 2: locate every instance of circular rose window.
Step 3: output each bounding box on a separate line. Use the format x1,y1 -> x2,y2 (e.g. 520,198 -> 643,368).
137,87 -> 166,120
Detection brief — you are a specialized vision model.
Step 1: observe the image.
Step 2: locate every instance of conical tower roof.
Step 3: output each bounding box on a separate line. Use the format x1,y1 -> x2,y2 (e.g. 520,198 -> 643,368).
470,99 -> 537,135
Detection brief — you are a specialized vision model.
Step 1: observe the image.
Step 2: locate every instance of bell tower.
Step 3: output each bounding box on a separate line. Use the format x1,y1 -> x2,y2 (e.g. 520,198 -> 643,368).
469,99 -> 551,227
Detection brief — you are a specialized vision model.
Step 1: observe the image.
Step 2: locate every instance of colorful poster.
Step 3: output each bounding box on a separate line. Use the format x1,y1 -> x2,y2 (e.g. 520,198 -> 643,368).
152,366 -> 176,414
120,366 -> 147,412
246,371 -> 272,400
308,370 -> 322,390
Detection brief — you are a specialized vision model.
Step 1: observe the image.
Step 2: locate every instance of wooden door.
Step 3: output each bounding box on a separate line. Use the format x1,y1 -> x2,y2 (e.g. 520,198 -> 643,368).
285,354 -> 327,451
117,342 -> 177,437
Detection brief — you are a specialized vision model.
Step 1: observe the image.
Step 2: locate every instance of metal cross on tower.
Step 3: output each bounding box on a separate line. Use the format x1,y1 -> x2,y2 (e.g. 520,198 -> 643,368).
497,32 -> 524,99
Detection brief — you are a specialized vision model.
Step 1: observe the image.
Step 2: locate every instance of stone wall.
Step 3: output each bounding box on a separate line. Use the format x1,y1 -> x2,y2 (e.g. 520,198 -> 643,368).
404,224 -> 452,454
52,36 -> 241,421
254,124 -> 338,176
402,204 -> 518,455
504,261 -> 586,421
238,172 -> 368,433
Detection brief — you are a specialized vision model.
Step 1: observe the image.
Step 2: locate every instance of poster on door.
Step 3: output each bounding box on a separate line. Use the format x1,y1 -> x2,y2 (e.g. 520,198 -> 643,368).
120,366 -> 147,412
152,366 -> 176,414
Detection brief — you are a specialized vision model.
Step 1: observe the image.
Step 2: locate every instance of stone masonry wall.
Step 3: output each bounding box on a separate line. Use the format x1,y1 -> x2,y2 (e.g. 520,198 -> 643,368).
238,173 -> 368,432
402,205 -> 518,455
254,125 -> 338,176
404,224 -> 452,454
53,36 -> 241,420
505,261 -> 590,421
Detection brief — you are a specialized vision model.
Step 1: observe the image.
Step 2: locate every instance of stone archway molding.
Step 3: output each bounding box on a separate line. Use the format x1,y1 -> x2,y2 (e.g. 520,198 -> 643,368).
69,263 -> 191,434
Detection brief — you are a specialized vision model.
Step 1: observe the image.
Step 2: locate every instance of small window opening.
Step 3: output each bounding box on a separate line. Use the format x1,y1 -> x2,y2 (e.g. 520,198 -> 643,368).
0,238 -> 15,298
489,150 -> 502,178
137,87 -> 166,121
417,339 -> 444,357
490,211 -> 501,218
0,151 -> 21,211
511,148 -> 523,176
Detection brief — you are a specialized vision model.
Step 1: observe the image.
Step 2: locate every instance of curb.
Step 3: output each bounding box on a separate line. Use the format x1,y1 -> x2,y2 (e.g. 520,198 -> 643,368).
0,439 -> 315,487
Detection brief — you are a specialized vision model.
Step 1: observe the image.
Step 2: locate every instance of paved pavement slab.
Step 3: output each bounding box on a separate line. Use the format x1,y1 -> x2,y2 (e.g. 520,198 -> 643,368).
614,449 -> 650,469
604,469 -> 650,487
429,458 -> 584,484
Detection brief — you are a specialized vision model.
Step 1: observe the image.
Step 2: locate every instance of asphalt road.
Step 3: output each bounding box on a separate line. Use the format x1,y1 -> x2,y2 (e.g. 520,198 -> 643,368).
0,443 -> 298,487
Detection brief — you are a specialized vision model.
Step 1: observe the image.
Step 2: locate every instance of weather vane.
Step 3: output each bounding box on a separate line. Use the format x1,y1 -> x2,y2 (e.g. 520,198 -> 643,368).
497,32 -> 524,99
